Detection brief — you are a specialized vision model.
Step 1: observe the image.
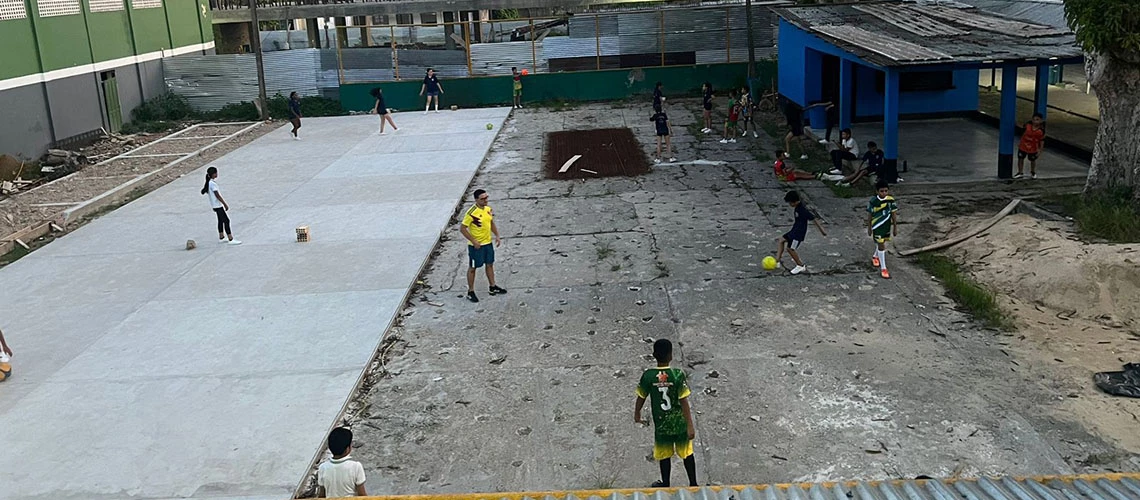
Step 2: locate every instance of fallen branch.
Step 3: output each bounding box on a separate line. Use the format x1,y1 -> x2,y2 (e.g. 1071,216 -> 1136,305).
899,199 -> 1021,256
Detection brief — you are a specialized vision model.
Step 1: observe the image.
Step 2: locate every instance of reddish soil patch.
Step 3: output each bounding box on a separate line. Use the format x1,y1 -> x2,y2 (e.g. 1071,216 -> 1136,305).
544,128 -> 650,180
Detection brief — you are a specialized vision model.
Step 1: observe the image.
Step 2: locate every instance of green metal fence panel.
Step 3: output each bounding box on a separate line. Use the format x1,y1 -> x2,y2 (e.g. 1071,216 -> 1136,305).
340,61 -> 777,112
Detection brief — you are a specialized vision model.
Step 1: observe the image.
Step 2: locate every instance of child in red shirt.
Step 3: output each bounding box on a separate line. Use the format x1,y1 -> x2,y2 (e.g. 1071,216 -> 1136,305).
774,150 -> 823,182
1016,112 -> 1045,179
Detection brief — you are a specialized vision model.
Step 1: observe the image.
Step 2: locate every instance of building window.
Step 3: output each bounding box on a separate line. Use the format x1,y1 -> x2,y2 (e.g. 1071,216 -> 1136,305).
371,14 -> 389,25
395,13 -> 412,25
90,0 -> 125,12
36,0 -> 80,17
419,12 -> 437,25
131,0 -> 161,9
0,0 -> 27,20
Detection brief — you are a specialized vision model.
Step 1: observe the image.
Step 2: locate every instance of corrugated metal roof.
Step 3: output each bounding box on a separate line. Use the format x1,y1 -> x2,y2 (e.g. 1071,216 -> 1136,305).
771,1 -> 1082,67
342,475 -> 1140,500
951,0 -> 1067,29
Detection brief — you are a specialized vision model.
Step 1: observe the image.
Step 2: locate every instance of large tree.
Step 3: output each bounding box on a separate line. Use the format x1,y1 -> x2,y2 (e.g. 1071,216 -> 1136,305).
1064,0 -> 1140,200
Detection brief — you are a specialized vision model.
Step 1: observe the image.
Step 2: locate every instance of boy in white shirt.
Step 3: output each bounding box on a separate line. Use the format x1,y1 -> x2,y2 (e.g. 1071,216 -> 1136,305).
317,427 -> 367,498
828,128 -> 860,175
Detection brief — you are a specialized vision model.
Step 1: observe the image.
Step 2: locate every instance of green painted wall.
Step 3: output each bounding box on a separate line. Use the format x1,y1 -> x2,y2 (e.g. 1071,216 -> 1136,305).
86,11 -> 136,62
29,10 -> 94,72
341,62 -> 778,112
197,0 -> 213,42
130,7 -> 172,52
0,17 -> 42,80
167,0 -> 203,48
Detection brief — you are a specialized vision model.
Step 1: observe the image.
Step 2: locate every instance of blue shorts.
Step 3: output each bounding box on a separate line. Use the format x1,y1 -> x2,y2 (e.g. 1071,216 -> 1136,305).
468,244 -> 495,268
426,91 -> 440,97
781,232 -> 803,250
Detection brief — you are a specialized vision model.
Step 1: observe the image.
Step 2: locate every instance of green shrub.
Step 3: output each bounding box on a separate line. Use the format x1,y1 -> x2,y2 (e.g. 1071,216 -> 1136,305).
265,93 -> 347,119
1057,188 -> 1140,243
914,252 -> 1013,330
120,120 -> 178,134
131,93 -> 197,122
207,101 -> 260,122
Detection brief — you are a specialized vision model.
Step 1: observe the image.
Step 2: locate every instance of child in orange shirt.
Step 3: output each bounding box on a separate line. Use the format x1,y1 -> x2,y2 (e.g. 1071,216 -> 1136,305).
1016,113 -> 1045,179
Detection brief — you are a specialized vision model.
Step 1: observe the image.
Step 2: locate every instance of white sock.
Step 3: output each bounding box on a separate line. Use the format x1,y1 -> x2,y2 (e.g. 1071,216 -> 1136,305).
877,250 -> 887,270
425,104 -> 430,112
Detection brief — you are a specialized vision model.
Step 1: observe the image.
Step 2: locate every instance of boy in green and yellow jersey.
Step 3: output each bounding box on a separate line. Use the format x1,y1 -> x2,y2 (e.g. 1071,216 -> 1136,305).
635,339 -> 698,487
867,179 -> 900,279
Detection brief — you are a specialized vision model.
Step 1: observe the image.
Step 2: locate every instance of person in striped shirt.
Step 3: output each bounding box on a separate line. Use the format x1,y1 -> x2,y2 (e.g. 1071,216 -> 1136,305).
867,180 -> 899,279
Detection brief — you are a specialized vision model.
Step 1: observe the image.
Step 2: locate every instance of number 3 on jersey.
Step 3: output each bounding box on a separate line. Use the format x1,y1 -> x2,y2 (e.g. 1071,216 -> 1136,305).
658,386 -> 672,410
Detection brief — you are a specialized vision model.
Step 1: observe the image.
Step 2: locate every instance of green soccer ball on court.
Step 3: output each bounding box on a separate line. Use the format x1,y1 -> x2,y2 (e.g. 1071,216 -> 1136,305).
486,123 -> 494,130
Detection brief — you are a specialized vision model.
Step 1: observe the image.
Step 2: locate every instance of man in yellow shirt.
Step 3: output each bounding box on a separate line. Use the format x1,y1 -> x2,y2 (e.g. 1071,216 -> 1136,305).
460,189 -> 506,303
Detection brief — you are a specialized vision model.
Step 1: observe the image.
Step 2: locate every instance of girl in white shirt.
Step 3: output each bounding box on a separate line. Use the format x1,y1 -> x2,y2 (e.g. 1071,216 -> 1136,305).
201,167 -> 241,245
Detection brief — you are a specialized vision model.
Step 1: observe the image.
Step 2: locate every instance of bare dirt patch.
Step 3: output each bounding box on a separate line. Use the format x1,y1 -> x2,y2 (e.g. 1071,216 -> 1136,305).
934,212 -> 1140,452
130,137 -> 223,156
544,128 -> 650,179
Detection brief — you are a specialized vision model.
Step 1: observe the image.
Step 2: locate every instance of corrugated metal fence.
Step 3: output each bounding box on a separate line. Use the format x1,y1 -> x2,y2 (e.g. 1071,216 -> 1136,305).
164,4 -> 782,110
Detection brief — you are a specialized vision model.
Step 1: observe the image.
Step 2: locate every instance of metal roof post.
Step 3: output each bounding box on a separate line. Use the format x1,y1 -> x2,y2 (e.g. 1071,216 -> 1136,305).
839,58 -> 853,130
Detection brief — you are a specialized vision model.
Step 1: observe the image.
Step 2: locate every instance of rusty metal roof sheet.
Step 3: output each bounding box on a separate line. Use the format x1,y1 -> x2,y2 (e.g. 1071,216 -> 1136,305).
345,475 -> 1140,500
771,0 -> 1082,67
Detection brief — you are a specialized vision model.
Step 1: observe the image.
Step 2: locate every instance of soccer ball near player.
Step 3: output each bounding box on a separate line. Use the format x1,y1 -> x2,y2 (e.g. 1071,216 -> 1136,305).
486,123 -> 493,130
762,256 -> 778,270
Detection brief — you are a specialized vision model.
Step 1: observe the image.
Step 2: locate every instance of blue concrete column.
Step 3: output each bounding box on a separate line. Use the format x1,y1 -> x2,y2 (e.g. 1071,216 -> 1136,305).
881,68 -> 900,183
998,63 -> 1019,179
1034,65 -> 1050,119
839,58 -> 854,129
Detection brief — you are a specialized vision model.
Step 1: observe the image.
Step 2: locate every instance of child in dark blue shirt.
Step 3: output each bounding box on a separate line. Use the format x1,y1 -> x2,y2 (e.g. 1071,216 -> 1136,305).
775,191 -> 827,275
650,109 -> 676,164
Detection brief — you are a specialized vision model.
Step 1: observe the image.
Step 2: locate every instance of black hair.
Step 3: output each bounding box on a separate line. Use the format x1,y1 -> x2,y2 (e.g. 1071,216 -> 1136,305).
201,166 -> 217,195
841,128 -> 853,136
426,68 -> 434,73
867,141 -> 877,148
775,149 -> 785,158
875,179 -> 890,191
369,87 -> 381,98
784,191 -> 800,203
473,189 -> 486,200
512,66 -> 517,71
655,81 -> 662,88
1032,112 -> 1044,119
652,338 -> 672,362
327,427 -> 353,456
289,91 -> 298,98
703,82 -> 712,93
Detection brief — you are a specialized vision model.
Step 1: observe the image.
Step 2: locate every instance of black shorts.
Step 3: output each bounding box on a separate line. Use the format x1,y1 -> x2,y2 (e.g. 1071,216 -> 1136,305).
1017,149 -> 1039,161
781,233 -> 803,250
703,102 -> 712,111
656,128 -> 670,137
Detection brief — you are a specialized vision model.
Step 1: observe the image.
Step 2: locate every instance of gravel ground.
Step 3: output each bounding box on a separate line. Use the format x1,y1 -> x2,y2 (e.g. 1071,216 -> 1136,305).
1,122 -> 273,238
129,137 -> 225,156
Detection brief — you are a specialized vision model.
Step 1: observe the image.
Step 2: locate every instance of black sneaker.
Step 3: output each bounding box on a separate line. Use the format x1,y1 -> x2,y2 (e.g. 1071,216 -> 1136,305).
651,480 -> 668,488
467,291 -> 479,303
489,285 -> 507,295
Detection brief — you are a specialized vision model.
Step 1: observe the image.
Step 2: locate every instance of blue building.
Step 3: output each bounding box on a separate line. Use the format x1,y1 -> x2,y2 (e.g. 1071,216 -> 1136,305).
771,1 -> 1083,180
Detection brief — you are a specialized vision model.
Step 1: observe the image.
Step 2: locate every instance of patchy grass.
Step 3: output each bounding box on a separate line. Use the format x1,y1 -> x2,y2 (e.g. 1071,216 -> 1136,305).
914,252 -> 1013,330
1045,189 -> 1140,243
826,178 -> 876,199
534,99 -> 578,112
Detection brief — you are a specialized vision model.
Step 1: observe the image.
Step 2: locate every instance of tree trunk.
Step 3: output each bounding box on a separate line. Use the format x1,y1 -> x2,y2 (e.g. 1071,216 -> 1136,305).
1083,51 -> 1140,201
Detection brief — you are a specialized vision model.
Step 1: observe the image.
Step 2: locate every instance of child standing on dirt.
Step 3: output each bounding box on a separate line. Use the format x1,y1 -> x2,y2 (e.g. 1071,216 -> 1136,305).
700,82 -> 713,134
635,339 -> 698,488
720,92 -> 739,144
776,190 -> 826,275
867,179 -> 899,279
511,67 -> 524,109
650,107 -> 676,164
316,427 -> 367,497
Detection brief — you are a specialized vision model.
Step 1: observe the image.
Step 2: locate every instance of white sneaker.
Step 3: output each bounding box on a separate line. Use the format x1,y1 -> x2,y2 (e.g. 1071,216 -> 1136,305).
828,169 -> 842,175
719,138 -> 729,144
228,240 -> 243,246
753,131 -> 759,138
1031,173 -> 1037,179
218,238 -> 228,244
819,139 -> 829,144
379,131 -> 387,135
729,138 -> 737,143
654,158 -> 662,164
703,128 -> 712,134
791,265 -> 806,275
741,130 -> 748,137
800,154 -> 809,160
668,157 -> 677,163
293,136 -> 300,141
896,176 -> 904,182
823,174 -> 845,182
434,110 -> 440,113
837,182 -> 851,188
424,111 -> 429,115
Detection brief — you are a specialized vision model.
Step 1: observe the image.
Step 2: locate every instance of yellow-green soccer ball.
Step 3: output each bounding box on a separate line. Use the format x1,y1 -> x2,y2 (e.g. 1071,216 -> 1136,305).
762,256 -> 778,270
486,123 -> 494,130
0,360 -> 11,382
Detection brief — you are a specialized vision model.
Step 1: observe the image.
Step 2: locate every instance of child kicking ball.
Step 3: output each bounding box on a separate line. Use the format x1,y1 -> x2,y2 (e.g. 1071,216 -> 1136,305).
775,191 -> 826,274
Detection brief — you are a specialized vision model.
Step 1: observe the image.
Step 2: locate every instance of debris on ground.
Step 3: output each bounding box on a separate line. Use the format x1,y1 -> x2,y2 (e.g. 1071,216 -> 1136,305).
1094,363 -> 1140,398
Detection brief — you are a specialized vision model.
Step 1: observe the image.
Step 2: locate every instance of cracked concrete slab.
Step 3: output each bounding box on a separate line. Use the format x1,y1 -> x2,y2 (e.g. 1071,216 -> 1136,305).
351,102 -> 1136,495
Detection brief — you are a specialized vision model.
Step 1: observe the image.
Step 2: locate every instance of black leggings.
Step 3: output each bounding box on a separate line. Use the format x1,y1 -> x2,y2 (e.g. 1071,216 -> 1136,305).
831,150 -> 858,170
214,207 -> 231,235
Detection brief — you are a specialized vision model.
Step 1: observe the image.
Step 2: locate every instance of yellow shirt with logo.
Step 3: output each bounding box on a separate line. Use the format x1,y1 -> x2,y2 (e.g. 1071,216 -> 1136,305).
462,204 -> 494,245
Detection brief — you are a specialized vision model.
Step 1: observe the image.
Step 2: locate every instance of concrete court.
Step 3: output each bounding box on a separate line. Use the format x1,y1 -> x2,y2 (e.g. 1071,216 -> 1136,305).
846,118 -> 1089,183
0,108 -> 510,500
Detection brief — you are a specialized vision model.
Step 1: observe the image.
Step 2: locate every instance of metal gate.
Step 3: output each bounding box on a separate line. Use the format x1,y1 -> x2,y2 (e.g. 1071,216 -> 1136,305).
100,71 -> 122,133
